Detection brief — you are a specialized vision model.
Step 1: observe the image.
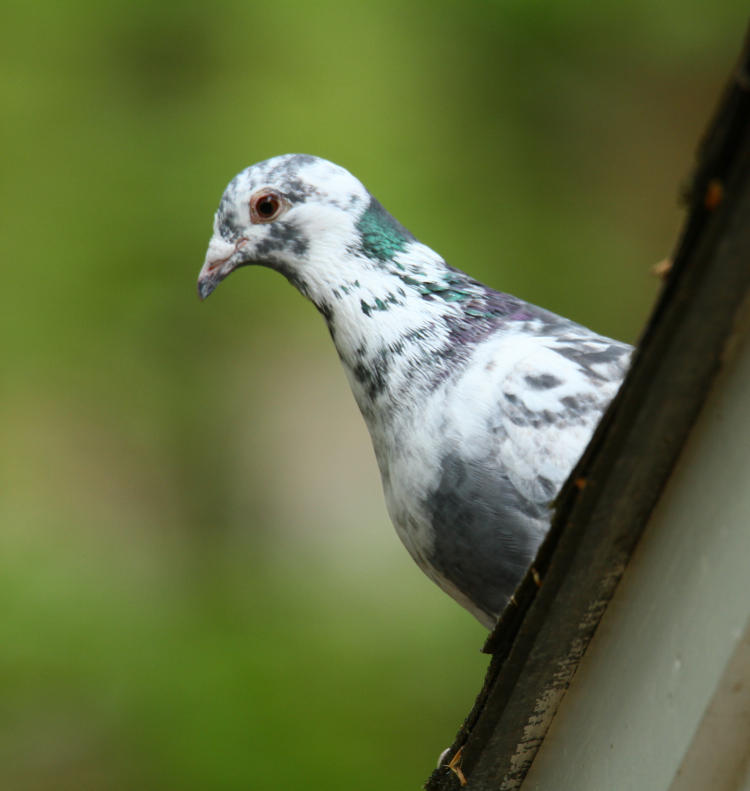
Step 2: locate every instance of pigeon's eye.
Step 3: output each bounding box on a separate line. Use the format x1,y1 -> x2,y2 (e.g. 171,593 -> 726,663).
250,190 -> 286,223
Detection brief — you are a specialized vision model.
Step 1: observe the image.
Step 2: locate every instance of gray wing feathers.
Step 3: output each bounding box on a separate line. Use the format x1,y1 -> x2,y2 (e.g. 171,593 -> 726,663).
426,330 -> 630,622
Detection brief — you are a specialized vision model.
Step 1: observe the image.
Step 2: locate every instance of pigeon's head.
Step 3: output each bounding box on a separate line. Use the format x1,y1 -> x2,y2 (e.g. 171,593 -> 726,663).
197,154 -> 413,304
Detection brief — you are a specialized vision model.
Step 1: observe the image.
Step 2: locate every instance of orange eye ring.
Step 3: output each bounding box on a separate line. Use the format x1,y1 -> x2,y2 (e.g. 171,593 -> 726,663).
250,190 -> 287,223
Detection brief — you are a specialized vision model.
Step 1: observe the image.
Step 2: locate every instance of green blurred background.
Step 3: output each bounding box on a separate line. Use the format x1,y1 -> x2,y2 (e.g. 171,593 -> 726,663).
1,2 -> 745,788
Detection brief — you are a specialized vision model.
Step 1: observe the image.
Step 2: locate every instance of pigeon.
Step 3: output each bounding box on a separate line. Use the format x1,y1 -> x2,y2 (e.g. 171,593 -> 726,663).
197,154 -> 632,628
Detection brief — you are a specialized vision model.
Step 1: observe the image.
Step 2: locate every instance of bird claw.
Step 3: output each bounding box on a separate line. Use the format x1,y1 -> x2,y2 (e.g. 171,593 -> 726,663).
442,745 -> 467,786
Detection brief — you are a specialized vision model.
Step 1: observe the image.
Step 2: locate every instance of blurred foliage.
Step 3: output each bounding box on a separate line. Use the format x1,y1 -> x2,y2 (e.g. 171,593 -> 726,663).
1,0 -> 746,788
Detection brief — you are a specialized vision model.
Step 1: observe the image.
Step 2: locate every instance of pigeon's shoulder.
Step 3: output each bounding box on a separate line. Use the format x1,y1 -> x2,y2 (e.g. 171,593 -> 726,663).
472,315 -> 631,502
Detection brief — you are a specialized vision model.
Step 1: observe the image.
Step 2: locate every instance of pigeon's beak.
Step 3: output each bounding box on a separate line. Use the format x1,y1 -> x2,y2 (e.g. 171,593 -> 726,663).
197,235 -> 250,300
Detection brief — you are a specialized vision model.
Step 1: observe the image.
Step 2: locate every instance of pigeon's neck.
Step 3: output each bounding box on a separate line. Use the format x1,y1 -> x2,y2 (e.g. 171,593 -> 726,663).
284,196 -> 535,428
312,239 -> 531,430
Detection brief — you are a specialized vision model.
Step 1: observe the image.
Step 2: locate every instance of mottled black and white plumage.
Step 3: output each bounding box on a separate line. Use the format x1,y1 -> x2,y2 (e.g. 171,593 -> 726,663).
197,154 -> 631,628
